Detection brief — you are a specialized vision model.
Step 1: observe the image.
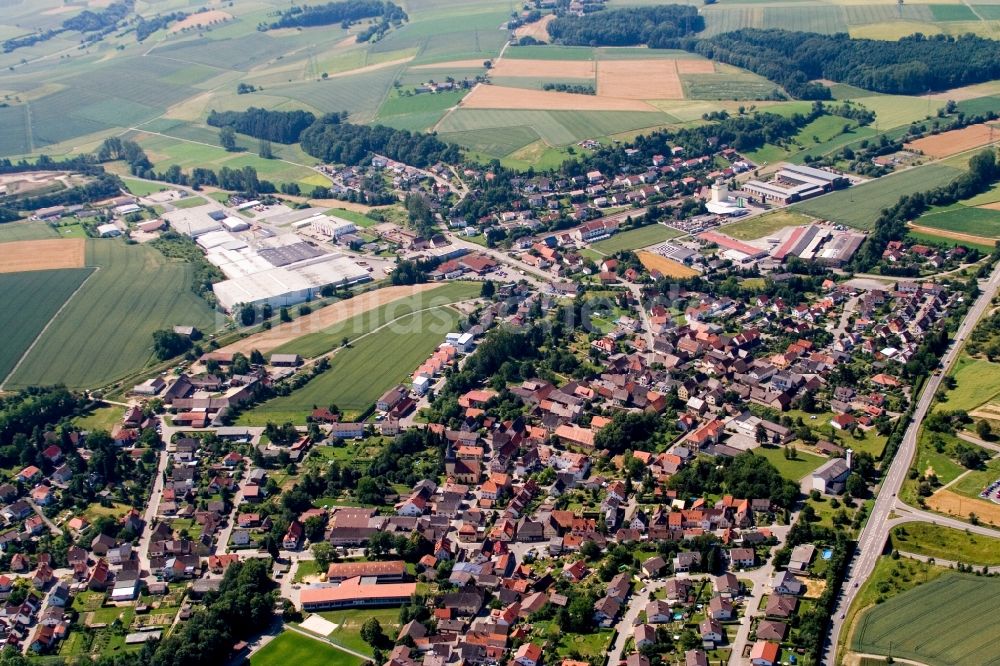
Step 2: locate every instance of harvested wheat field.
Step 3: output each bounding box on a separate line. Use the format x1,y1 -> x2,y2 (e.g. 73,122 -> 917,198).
598,60 -> 684,100
905,123 -> 1000,158
927,489 -> 1000,527
170,10 -> 233,32
461,84 -> 656,111
676,60 -> 716,74
514,14 -> 555,43
907,222 -> 998,244
0,239 -> 85,274
490,59 -> 595,79
637,251 -> 698,277
217,284 -> 440,355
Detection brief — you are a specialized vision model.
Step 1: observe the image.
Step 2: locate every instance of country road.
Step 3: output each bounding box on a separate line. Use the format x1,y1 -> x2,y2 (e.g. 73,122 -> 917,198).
824,260 -> 1000,664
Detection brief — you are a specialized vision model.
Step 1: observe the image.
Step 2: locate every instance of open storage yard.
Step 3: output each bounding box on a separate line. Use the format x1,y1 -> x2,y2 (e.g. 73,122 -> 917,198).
852,573 -> 1000,666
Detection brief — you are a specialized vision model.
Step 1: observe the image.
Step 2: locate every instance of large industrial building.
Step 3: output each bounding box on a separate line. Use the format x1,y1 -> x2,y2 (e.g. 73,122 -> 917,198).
209,234 -> 371,312
741,164 -> 849,205
772,224 -> 865,266
163,206 -> 371,312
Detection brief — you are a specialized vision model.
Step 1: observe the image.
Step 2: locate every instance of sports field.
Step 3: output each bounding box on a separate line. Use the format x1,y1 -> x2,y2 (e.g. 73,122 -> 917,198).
591,224 -> 683,254
852,573 -> 1000,665
0,268 -> 93,384
792,163 -> 965,229
239,306 -> 463,423
5,240 -> 217,390
250,631 -> 362,666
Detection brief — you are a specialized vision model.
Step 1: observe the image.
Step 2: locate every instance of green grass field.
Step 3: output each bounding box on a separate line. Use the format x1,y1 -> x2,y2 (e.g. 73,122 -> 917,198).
0,268 -> 93,383
916,205 -> 1000,239
316,608 -> 401,656
591,224 -> 683,254
272,282 -> 480,358
6,240 -> 217,390
948,454 -> 1000,500
0,221 -> 59,242
120,178 -> 171,197
250,631 -> 362,666
852,573 -> 1000,665
792,163 -> 964,230
240,306 -> 463,423
937,354 -> 1000,412
722,209 -> 815,240
891,522 -> 1000,565
907,229 -> 996,254
753,445 -> 825,481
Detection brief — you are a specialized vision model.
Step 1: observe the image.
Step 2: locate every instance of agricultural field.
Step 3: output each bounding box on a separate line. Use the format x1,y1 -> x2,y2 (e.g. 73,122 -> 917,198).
636,251 -> 699,277
250,631 -> 362,666
271,282 -> 480,359
437,109 -> 672,155
0,221 -> 59,242
905,123 -> 1000,158
890,522 -> 1000,565
914,205 -> 1000,240
591,224 -> 683,254
851,573 -> 1000,666
6,239 -> 217,390
792,163 -> 965,230
0,268 -> 93,384
722,210 -> 815,240
239,306 -> 464,423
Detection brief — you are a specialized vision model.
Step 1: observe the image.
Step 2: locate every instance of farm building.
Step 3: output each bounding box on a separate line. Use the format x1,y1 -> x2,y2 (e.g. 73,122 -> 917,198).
97,223 -> 121,238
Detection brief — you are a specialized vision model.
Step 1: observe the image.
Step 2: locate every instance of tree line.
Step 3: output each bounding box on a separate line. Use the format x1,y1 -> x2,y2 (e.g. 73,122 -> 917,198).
264,0 -> 406,30
547,5 -> 704,47
300,112 -> 460,168
688,30 -> 1000,99
207,107 -> 317,145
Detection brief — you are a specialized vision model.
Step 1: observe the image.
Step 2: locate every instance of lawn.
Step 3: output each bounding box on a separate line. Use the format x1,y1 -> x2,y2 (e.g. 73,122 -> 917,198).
0,268 -> 93,383
753,445 -> 825,481
948,454 -> 1000,500
240,306 -> 463,423
891,522 -> 1000,565
251,631 -> 363,666
272,282 -> 479,358
852,573 -> 1000,666
74,405 -> 126,433
6,239 -> 218,390
317,608 -> 401,656
591,224 -> 683,254
121,178 -> 169,197
324,208 -> 379,228
722,209 -> 815,240
293,559 -> 324,583
937,354 -> 1000,412
792,163 -> 965,230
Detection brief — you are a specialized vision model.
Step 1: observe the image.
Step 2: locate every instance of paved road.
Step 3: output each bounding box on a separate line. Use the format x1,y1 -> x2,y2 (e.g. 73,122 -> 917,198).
728,523 -> 792,666
824,260 -> 1000,664
26,498 -> 61,536
607,578 -> 665,665
956,430 -> 1000,454
889,502 -> 1000,536
137,425 -> 173,577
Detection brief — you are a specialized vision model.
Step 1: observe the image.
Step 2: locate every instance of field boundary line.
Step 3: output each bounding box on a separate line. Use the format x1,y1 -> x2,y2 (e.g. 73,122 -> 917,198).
0,266 -> 98,390
283,623 -> 370,661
